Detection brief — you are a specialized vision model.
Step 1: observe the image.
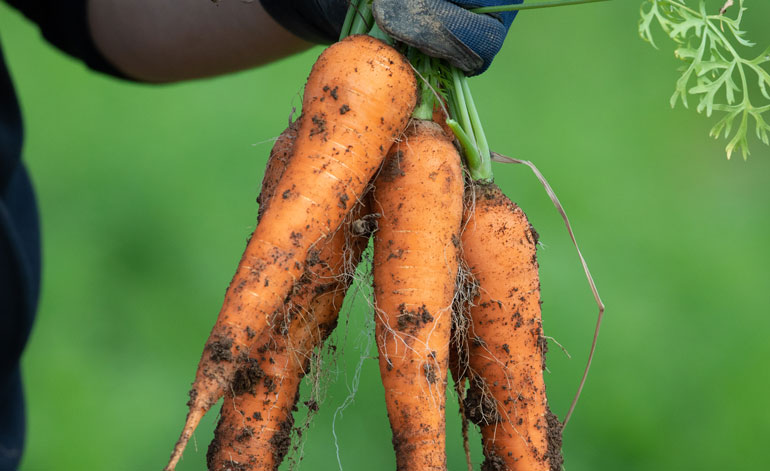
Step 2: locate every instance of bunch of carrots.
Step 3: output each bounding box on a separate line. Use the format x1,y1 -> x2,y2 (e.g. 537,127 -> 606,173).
163,1 -> 599,470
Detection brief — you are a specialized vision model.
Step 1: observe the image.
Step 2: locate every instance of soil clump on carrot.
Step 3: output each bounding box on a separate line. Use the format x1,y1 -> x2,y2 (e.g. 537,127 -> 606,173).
463,380 -> 502,425
545,408 -> 565,471
480,452 -> 506,471
231,358 -> 266,396
268,408 -> 296,465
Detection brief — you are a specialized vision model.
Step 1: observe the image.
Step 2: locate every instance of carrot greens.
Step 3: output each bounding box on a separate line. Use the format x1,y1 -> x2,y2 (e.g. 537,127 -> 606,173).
640,0 -> 770,158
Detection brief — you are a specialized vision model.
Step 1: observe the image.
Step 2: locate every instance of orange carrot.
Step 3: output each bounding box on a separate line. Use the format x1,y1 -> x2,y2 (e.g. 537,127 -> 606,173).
207,143 -> 371,470
207,197 -> 371,471
166,34 -> 416,470
371,120 -> 463,470
457,182 -> 563,471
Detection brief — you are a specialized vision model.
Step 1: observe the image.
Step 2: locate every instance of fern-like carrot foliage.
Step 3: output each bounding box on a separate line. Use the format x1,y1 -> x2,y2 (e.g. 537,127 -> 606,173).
640,0 -> 770,159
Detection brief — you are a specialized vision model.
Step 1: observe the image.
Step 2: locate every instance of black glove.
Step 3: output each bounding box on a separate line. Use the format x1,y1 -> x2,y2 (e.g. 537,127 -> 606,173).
260,0 -> 520,75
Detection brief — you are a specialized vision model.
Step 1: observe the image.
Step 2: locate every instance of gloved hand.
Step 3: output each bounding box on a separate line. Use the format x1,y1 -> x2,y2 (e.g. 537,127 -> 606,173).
259,0 -> 520,75
372,0 -> 522,75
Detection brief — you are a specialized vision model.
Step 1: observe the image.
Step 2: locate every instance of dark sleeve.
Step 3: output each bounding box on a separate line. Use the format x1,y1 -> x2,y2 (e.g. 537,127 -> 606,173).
5,0 -> 130,79
260,0 -> 348,44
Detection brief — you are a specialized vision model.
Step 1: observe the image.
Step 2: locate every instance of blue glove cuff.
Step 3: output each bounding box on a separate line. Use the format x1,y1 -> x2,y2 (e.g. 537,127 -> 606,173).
449,0 -> 522,74
451,0 -> 522,28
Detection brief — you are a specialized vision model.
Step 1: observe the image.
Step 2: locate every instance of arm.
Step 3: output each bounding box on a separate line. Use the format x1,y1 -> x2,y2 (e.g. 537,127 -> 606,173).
88,0 -> 313,83
89,0 -> 520,82
16,0 -> 514,84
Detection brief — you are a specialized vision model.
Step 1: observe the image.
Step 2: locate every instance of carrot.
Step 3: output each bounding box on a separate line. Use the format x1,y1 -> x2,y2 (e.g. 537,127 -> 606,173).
207,139 -> 371,470
207,198 -> 371,471
457,182 -> 563,471
166,34 -> 416,470
371,119 -> 463,471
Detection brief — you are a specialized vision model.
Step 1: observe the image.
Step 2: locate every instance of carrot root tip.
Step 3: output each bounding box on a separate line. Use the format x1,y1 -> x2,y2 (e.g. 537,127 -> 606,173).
165,408 -> 205,471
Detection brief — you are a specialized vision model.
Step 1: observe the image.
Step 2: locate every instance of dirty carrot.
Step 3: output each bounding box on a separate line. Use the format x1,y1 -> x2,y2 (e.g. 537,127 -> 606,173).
458,182 -> 563,471
207,186 -> 372,471
371,120 -> 463,470
165,34 -> 417,470
206,124 -> 303,470
207,121 -> 369,470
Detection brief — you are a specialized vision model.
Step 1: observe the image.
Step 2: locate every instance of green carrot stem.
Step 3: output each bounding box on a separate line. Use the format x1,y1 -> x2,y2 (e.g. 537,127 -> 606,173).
446,87 -> 459,127
471,0 -> 611,14
361,3 -> 375,32
339,0 -> 361,40
350,0 -> 374,35
460,76 -> 492,182
447,119 -> 485,180
413,99 -> 434,120
413,55 -> 436,120
406,46 -> 420,64
451,67 -> 477,146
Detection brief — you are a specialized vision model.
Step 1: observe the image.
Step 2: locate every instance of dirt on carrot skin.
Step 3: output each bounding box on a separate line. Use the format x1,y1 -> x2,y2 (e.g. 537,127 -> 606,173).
351,212 -> 380,236
463,380 -> 502,426
207,353 -> 302,471
545,408 -> 564,471
269,407 -> 296,466
186,387 -> 198,408
396,304 -> 434,332
231,358 -> 266,396
207,337 -> 234,363
207,417 -> 251,471
481,451 -> 506,471
424,363 -> 438,384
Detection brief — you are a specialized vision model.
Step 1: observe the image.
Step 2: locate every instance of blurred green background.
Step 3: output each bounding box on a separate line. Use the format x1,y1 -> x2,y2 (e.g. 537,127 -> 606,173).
2,1 -> 769,470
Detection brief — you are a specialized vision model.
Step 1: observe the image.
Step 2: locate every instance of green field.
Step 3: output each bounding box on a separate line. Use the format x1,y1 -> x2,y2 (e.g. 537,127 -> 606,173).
2,1 -> 769,470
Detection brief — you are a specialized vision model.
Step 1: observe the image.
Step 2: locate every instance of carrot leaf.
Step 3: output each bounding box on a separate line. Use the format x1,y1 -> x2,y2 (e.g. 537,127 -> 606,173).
640,0 -> 770,159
